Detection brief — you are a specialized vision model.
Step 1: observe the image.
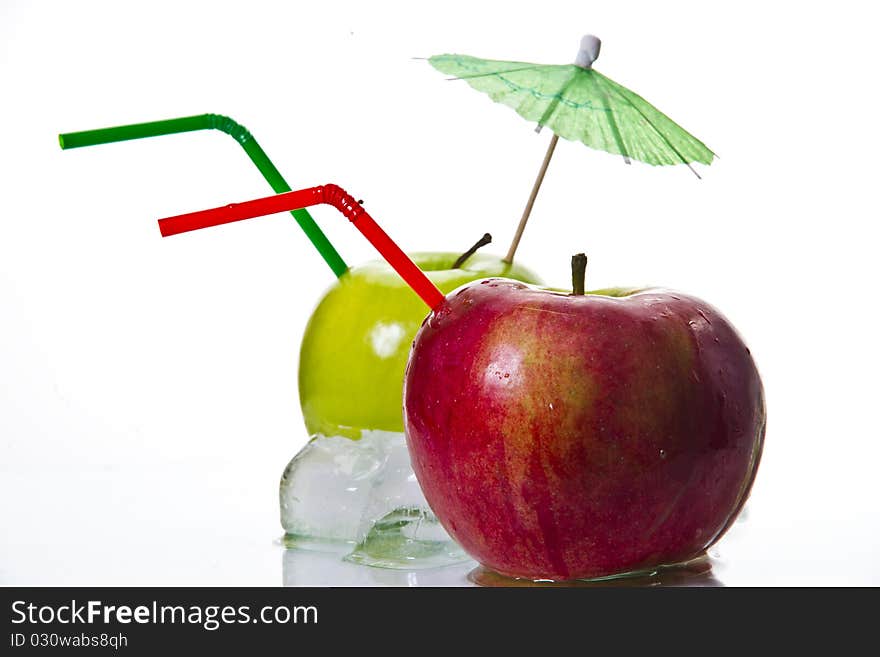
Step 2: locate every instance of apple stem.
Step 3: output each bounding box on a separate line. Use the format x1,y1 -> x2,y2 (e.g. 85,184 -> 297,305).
453,232 -> 492,269
571,253 -> 587,295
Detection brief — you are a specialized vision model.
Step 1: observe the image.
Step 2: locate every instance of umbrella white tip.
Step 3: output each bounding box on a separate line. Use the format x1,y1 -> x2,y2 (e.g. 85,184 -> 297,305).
575,34 -> 601,69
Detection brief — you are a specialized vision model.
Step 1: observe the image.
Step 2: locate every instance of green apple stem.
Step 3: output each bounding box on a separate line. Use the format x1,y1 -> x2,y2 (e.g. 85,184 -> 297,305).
453,233 -> 493,269
571,253 -> 587,295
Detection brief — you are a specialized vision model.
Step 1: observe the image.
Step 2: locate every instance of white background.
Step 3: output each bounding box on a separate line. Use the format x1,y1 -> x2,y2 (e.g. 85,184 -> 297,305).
1,0 -> 878,585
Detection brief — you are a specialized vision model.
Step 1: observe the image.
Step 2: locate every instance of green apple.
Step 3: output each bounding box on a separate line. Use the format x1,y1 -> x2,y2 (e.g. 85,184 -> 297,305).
299,252 -> 541,438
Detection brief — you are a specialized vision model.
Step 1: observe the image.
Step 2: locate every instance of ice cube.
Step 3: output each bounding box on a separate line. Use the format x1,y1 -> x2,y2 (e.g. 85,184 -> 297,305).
279,434 -> 384,550
354,430 -> 427,534
280,430 -> 468,568
347,431 -> 468,568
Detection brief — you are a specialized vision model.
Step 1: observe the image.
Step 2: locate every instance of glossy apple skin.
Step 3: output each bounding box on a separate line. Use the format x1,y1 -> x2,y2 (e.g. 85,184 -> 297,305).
404,280 -> 765,581
299,254 -> 540,438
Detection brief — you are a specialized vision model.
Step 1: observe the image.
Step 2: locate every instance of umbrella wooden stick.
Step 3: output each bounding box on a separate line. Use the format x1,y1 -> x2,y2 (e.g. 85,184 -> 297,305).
504,133 -> 559,264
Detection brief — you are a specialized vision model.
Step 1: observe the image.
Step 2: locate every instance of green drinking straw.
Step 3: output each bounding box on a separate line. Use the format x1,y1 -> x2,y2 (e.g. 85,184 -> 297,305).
59,114 -> 348,277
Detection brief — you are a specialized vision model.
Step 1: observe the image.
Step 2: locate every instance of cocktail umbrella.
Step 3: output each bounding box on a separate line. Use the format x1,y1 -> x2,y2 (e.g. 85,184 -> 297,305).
428,35 -> 715,263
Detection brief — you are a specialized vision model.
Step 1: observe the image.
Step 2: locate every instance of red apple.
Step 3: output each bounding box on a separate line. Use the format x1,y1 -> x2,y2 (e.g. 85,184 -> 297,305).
403,277 -> 765,581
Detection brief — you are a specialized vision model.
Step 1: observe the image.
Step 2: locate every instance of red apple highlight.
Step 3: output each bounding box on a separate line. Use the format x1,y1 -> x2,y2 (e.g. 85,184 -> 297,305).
403,279 -> 765,581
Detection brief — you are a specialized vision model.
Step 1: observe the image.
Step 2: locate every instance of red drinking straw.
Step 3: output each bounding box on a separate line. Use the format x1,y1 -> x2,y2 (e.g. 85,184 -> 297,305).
159,184 -> 446,311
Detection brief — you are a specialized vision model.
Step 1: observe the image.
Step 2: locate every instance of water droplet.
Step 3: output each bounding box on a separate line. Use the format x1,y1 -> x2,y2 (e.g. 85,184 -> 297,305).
659,449 -> 667,459
548,402 -> 555,411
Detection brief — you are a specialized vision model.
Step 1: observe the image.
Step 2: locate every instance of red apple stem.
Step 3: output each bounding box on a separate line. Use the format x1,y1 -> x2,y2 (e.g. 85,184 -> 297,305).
452,232 -> 492,269
571,253 -> 587,295
158,185 -> 447,311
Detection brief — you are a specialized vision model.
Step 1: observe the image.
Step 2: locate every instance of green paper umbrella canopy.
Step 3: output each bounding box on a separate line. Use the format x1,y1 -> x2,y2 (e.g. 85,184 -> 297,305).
428,35 -> 715,263
429,40 -> 714,168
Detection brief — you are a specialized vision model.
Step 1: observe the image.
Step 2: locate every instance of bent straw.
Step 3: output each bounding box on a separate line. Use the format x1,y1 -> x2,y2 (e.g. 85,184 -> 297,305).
159,185 -> 446,311
59,114 -> 348,278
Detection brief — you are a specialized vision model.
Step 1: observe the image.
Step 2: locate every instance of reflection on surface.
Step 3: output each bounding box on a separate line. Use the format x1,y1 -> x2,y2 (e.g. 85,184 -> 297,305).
281,545 -> 478,587
282,545 -> 723,587
469,554 -> 724,587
